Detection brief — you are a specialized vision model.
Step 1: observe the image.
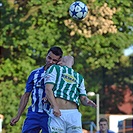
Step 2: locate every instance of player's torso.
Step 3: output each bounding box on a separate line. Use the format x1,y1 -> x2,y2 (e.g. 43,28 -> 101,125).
55,97 -> 77,109
30,67 -> 49,112
54,66 -> 82,104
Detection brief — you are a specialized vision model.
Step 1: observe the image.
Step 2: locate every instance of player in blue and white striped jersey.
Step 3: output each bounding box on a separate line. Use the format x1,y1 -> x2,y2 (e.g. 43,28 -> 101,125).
10,46 -> 63,133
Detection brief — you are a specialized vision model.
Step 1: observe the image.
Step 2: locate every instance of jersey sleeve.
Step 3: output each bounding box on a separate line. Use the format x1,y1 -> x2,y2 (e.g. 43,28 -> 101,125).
25,72 -> 34,92
44,65 -> 58,85
78,78 -> 87,96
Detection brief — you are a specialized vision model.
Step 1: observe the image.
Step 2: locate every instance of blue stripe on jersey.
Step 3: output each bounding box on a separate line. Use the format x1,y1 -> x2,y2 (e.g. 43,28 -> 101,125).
25,66 -> 50,113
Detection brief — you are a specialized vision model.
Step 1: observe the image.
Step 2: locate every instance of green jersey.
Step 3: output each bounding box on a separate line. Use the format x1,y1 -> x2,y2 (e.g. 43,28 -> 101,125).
45,64 -> 87,106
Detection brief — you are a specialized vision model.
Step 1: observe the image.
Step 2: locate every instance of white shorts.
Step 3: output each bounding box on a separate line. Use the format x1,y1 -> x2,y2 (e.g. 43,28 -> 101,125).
48,109 -> 82,133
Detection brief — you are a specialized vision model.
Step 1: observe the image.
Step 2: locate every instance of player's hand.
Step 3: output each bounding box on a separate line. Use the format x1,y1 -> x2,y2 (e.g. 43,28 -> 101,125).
53,106 -> 61,117
10,116 -> 20,126
57,60 -> 62,66
87,100 -> 97,108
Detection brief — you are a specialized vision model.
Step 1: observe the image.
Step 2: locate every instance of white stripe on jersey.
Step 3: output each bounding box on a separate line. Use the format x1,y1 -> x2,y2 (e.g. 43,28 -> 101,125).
32,72 -> 38,112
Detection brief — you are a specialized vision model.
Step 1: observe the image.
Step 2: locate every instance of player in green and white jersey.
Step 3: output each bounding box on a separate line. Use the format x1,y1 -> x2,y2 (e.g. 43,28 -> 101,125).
44,56 -> 96,133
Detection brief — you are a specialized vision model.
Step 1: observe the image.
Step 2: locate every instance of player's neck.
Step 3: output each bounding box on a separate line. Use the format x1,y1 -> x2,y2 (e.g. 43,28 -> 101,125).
44,65 -> 49,70
66,65 -> 72,68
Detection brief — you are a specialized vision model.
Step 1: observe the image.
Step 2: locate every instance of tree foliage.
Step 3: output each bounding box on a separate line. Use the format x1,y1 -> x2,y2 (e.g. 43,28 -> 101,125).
0,0 -> 133,132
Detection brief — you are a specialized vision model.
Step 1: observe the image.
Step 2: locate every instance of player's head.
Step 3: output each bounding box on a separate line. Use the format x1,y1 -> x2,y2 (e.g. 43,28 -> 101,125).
99,118 -> 109,132
47,46 -> 63,57
60,55 -> 74,67
45,46 -> 63,69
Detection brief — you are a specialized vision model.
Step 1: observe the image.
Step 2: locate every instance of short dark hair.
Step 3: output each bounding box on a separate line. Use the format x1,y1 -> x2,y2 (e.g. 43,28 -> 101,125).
99,118 -> 108,124
47,46 -> 63,58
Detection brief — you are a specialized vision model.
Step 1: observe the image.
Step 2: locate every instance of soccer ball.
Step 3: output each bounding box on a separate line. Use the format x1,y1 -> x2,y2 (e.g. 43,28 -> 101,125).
69,1 -> 88,20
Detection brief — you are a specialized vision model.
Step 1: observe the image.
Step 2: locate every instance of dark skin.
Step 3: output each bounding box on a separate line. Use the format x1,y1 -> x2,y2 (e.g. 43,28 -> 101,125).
10,51 -> 61,126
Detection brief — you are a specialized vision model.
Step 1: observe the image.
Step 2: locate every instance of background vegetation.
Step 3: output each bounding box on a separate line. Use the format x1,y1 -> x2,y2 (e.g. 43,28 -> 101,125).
0,0 -> 133,132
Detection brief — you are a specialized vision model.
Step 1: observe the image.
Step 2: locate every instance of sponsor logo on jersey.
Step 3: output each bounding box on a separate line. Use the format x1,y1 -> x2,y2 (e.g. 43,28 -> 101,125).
62,73 -> 76,84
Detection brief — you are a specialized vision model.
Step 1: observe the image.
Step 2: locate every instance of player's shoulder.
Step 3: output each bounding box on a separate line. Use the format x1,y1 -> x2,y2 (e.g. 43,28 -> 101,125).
75,70 -> 83,78
108,130 -> 116,133
95,131 -> 100,133
72,69 -> 84,79
95,130 -> 115,133
49,64 -> 61,69
47,64 -> 62,72
29,66 -> 44,75
27,66 -> 44,80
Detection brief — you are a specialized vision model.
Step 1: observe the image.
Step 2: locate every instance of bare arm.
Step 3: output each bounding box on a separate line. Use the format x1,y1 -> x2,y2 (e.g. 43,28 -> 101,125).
80,96 -> 97,107
10,92 -> 30,126
45,84 -> 61,117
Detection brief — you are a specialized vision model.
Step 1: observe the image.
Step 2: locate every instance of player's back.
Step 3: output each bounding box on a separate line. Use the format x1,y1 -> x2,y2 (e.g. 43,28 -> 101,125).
45,64 -> 86,106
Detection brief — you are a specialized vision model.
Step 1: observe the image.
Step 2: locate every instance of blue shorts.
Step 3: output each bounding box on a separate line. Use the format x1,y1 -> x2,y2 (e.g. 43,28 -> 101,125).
22,109 -> 49,133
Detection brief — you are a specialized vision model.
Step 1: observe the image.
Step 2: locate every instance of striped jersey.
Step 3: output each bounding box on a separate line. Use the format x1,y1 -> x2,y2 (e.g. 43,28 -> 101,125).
25,66 -> 50,113
44,64 -> 87,106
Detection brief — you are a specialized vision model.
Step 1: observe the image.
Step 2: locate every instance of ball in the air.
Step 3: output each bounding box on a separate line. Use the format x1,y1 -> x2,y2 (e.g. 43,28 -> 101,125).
69,1 -> 88,20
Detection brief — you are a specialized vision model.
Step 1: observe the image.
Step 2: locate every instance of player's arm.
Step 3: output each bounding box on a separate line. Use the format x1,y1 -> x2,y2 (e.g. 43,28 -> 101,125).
10,71 -> 34,126
45,84 -> 61,117
78,76 -> 96,107
10,92 -> 30,126
17,92 -> 30,117
80,96 -> 97,107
